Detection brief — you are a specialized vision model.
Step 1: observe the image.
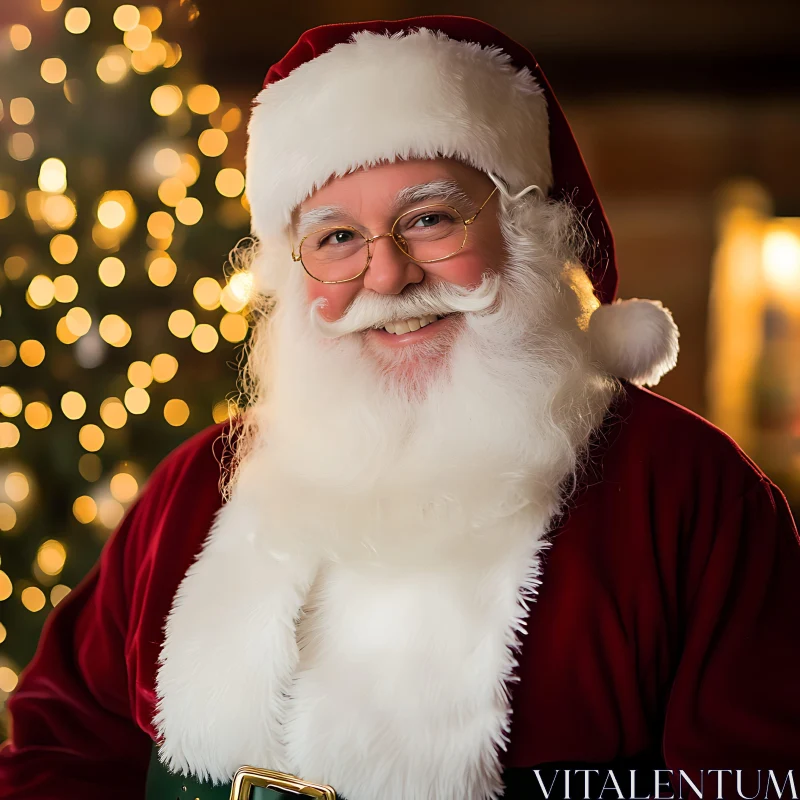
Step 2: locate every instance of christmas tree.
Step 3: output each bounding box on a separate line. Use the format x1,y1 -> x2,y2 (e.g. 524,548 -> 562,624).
0,0 -> 251,733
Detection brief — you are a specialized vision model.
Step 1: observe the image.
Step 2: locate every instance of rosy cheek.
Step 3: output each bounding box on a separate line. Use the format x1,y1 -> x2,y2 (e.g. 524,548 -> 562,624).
436,254 -> 495,288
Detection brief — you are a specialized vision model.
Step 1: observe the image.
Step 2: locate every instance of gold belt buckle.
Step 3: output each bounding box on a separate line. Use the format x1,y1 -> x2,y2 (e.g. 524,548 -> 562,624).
230,766 -> 336,800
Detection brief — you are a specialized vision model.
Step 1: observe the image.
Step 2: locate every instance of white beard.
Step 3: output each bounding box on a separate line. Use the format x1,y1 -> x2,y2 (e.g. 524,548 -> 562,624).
154,200 -> 619,798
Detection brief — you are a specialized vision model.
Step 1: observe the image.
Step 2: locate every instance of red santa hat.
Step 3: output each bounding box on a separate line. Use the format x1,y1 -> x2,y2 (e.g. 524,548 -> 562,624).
245,16 -> 679,387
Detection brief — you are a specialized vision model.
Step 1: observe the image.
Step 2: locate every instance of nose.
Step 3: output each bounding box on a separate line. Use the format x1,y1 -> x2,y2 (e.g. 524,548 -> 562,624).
361,234 -> 424,295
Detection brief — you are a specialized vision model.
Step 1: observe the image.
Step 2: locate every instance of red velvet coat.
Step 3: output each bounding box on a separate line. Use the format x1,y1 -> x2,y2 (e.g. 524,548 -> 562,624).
1,382 -> 799,798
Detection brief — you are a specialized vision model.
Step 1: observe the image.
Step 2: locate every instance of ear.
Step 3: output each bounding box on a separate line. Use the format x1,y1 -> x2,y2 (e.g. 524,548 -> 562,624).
588,298 -> 680,387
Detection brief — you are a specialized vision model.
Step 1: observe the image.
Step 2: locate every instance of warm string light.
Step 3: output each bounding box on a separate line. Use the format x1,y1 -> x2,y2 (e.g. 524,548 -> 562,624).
0,191 -> 15,221
1,4 -> 252,679
64,8 -> 91,35
9,25 -> 32,51
10,98 -> 35,125
9,132 -> 35,161
40,58 -> 67,84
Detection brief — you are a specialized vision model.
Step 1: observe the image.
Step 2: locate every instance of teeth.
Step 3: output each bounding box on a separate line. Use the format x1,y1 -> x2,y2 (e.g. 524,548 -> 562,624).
381,314 -> 444,334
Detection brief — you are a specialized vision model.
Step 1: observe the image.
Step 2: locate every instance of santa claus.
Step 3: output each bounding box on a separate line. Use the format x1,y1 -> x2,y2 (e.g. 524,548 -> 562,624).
1,16 -> 799,800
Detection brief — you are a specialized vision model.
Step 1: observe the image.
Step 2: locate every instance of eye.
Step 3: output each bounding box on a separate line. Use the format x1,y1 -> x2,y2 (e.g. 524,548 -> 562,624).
318,229 -> 356,248
413,213 -> 446,228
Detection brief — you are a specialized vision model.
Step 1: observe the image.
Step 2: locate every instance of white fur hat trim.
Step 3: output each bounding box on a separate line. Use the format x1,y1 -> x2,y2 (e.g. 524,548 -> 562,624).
245,28 -> 552,243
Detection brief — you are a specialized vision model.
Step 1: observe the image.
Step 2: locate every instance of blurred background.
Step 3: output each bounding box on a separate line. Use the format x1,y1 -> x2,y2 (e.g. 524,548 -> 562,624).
0,0 -> 799,731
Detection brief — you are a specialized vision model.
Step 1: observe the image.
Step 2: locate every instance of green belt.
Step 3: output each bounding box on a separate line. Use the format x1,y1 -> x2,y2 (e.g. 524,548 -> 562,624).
146,746 -> 338,800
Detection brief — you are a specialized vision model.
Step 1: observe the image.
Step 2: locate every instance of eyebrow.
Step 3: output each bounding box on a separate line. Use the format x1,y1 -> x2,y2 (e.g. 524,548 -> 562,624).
393,179 -> 473,210
295,205 -> 347,238
295,179 -> 475,238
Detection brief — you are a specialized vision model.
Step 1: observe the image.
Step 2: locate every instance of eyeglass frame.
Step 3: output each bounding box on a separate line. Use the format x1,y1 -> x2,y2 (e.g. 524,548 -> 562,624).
291,184 -> 500,285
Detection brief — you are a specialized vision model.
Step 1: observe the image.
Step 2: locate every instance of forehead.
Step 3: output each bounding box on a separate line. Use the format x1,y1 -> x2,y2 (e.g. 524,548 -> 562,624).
298,158 -> 478,212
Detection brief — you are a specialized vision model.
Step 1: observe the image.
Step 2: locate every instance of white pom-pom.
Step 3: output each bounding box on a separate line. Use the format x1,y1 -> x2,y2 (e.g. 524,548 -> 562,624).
588,298 -> 679,387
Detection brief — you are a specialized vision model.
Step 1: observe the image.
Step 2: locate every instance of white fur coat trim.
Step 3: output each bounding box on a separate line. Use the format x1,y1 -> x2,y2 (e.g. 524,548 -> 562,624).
153,462 -> 553,799
246,28 -> 552,244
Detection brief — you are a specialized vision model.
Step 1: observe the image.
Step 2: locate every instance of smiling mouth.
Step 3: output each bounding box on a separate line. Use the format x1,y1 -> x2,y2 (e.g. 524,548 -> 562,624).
378,314 -> 449,335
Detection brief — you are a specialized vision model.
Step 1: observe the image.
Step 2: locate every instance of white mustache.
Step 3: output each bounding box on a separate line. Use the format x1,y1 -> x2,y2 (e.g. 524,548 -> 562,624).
309,272 -> 503,339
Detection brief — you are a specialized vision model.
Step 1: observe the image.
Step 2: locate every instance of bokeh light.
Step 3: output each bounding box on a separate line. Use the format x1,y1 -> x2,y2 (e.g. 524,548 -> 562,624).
220,313 -> 248,343
157,177 -> 186,207
0,387 -> 23,418
28,275 -> 56,308
151,353 -> 178,382
0,573 -> 13,602
150,85 -> 182,116
50,234 -> 78,264
10,98 -> 35,125
128,361 -> 153,388
41,58 -> 67,84
113,4 -> 140,31
0,505 -> 17,531
175,197 -> 202,225
148,255 -> 177,287
97,199 -> 126,228
0,192 -> 15,221
98,314 -> 132,347
191,323 -> 218,353
198,128 -> 227,158
78,424 -> 104,452
56,317 -> 79,344
147,211 -> 175,238
72,495 -> 97,523
51,585 -> 71,606
110,472 -> 138,502
38,158 -> 67,193
153,149 -> 181,177
98,256 -> 125,287
61,391 -> 86,420
64,7 -> 91,34
100,397 -> 127,429
177,154 -> 200,186
37,540 -> 66,575
97,52 -> 129,84
124,387 -> 150,414
53,274 -> 79,302
24,401 -> 53,429
187,84 -> 220,115
124,24 -> 152,52
0,423 -> 21,449
42,194 -> 77,230
65,306 -> 92,337
19,340 -> 45,367
164,398 -> 190,426
97,498 -> 124,529
215,168 -> 245,198
168,309 -> 195,338
10,25 -> 32,51
5,473 -> 29,503
139,6 -> 163,31
21,587 -> 46,612
0,342 -> 16,368
193,277 -> 221,310
9,132 -> 36,161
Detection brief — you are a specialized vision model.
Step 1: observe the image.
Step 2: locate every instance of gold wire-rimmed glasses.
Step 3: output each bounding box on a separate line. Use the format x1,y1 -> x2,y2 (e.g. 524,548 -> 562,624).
291,185 -> 499,284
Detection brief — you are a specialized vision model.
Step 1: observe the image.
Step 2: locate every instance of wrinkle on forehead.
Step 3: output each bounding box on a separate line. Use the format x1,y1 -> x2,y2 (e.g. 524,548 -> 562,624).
294,179 -> 475,238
